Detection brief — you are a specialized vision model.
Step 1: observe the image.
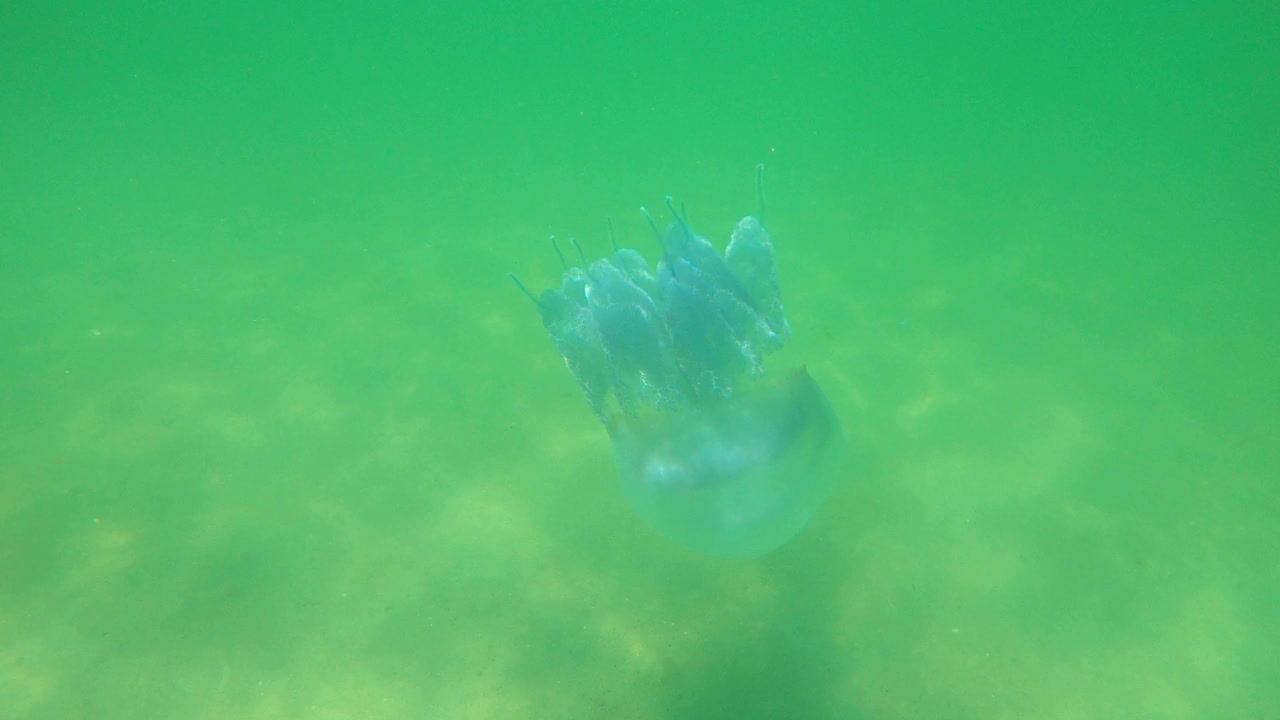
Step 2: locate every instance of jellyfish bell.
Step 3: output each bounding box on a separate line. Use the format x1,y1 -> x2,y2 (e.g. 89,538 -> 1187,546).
512,168 -> 843,559
609,367 -> 841,559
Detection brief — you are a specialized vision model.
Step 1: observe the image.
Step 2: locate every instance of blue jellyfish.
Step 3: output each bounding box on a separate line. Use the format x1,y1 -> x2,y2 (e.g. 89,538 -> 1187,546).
511,168 -> 842,559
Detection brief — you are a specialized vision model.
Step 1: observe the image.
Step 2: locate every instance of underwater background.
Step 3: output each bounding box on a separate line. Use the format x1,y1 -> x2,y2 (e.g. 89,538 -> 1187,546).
1,1 -> 1277,718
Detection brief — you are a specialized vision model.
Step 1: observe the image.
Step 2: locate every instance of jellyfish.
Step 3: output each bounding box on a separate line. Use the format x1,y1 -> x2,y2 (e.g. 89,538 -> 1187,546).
511,168 -> 842,559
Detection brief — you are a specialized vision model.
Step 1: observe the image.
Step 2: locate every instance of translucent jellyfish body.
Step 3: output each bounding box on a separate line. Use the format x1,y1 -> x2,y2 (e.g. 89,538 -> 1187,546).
513,175 -> 841,559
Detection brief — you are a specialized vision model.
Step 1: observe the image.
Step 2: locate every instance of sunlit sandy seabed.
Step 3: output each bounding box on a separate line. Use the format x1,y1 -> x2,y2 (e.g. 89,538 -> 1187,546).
1,210 -> 1273,719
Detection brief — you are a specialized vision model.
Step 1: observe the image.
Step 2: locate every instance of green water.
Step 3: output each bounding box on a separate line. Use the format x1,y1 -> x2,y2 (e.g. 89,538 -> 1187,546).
2,2 -> 1277,718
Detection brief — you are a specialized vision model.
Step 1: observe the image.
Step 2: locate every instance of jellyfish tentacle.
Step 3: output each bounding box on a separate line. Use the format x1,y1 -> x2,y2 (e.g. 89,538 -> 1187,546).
639,205 -> 662,245
569,237 -> 590,268
664,195 -> 693,242
507,272 -> 541,307
550,235 -> 571,271
756,163 -> 767,225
